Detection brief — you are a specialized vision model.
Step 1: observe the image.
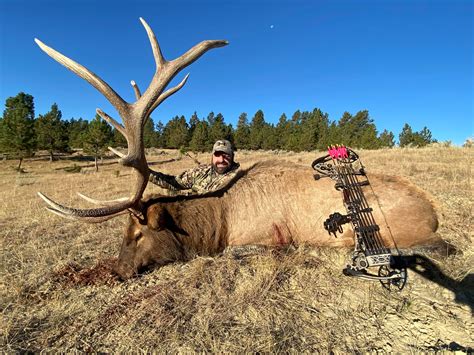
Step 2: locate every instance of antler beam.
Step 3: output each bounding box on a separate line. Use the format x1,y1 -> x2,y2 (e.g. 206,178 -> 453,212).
36,18 -> 228,222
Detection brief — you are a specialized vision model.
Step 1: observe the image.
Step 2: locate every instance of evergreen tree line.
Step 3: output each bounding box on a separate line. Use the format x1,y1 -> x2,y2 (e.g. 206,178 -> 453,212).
0,92 -> 436,168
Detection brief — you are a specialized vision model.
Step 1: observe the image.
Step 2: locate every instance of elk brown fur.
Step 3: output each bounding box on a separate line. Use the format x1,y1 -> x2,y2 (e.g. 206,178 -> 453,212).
113,160 -> 440,279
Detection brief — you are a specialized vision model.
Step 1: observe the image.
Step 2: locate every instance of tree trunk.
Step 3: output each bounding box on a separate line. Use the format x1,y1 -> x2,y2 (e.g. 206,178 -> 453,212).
94,156 -> 98,172
49,151 -> 54,162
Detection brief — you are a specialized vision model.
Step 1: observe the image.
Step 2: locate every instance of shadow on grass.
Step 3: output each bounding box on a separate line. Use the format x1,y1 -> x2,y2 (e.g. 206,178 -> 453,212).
393,254 -> 473,315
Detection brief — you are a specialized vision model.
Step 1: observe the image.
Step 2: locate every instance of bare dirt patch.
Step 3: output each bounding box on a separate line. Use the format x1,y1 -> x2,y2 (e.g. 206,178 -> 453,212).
51,258 -> 119,287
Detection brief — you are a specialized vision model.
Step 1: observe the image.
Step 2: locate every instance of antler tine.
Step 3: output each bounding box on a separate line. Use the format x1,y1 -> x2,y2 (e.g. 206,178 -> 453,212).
34,38 -> 128,118
38,192 -> 133,222
131,81 -> 156,127
131,80 -> 142,100
77,193 -> 129,206
108,146 -> 126,158
149,74 -> 190,115
45,206 -> 129,223
97,109 -> 127,138
172,39 -> 229,70
139,17 -> 165,69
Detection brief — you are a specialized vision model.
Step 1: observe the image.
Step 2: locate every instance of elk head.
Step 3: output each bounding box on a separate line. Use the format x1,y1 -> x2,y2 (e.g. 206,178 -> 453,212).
114,204 -> 186,279
36,18 -> 227,275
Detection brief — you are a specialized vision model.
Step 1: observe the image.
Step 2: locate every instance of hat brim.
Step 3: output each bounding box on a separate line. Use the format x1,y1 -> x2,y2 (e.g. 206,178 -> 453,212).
213,148 -> 233,155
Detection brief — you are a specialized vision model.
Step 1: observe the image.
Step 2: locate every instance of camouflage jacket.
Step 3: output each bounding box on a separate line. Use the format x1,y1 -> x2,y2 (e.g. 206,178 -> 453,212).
149,163 -> 240,195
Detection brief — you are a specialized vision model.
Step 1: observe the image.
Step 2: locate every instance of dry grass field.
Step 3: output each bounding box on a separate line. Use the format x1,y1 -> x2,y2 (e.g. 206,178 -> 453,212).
1,146 -> 472,352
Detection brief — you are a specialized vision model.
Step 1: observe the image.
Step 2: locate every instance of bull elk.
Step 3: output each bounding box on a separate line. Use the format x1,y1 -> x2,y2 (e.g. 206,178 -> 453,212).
36,19 -> 441,280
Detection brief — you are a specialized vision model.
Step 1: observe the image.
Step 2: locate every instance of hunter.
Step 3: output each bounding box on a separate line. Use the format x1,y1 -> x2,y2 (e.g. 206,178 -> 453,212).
149,139 -> 240,195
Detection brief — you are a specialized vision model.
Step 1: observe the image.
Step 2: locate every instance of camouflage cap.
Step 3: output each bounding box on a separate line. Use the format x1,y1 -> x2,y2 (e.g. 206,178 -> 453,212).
212,139 -> 233,156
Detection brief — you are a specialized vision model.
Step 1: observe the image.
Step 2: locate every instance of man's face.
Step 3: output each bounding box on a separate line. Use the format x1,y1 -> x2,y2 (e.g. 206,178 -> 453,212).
212,151 -> 233,174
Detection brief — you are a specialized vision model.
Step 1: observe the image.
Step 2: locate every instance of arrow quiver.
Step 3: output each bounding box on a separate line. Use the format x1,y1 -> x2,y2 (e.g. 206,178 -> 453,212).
312,145 -> 407,291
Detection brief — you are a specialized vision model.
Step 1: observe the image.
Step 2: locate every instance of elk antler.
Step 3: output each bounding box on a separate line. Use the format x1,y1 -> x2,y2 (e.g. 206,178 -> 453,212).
36,18 -> 228,222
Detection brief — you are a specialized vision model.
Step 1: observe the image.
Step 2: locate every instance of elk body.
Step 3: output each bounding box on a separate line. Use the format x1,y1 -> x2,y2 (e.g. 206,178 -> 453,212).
114,161 -> 440,279
36,19 -> 440,280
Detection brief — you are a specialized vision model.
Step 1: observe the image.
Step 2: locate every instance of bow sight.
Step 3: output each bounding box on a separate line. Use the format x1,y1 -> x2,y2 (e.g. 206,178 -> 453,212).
312,145 -> 407,291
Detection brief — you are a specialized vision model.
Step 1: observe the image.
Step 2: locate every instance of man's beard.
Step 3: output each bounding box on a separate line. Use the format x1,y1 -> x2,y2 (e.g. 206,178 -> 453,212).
213,162 -> 231,174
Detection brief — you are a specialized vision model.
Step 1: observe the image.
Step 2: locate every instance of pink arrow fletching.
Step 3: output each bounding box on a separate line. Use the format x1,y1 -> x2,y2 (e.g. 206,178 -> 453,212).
342,146 -> 348,158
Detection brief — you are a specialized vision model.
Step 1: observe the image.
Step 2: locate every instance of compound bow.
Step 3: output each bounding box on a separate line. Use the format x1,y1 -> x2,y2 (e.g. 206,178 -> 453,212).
312,145 -> 407,290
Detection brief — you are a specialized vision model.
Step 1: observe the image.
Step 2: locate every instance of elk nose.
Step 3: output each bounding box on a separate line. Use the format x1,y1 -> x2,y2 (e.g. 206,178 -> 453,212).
113,261 -> 135,280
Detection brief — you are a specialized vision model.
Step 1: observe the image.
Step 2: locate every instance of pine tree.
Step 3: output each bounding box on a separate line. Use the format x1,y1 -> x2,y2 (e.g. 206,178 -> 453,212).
208,113 -> 233,145
291,110 -> 302,123
35,103 -> 68,161
155,121 -> 165,148
327,121 -> 341,147
189,120 -> 210,152
275,113 -> 290,150
358,124 -> 379,149
337,111 -> 353,145
399,123 -> 414,147
261,124 -> 278,150
111,127 -> 127,147
337,110 -> 379,148
315,111 -> 330,150
163,115 -> 189,149
67,118 -> 89,149
284,110 -> 303,151
188,111 -> 200,140
299,109 -> 327,151
399,124 -> 436,148
285,125 -> 301,151
83,114 -> 113,171
0,92 -> 36,170
298,112 -> 314,151
416,126 -> 435,147
234,112 -> 250,150
249,110 -> 266,149
206,111 -> 216,127
144,117 -> 157,148
378,129 -> 395,148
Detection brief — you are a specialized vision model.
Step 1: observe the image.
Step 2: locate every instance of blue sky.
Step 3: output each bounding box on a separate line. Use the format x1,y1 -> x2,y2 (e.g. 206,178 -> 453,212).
1,0 -> 472,145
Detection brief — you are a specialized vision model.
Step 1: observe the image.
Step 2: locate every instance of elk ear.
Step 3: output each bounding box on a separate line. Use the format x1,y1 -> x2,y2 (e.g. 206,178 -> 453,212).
125,214 -> 143,241
147,204 -> 168,230
146,204 -> 189,236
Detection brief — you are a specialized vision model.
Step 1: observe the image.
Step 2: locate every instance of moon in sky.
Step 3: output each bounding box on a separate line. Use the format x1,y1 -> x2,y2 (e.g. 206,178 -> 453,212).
270,24 -> 274,29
